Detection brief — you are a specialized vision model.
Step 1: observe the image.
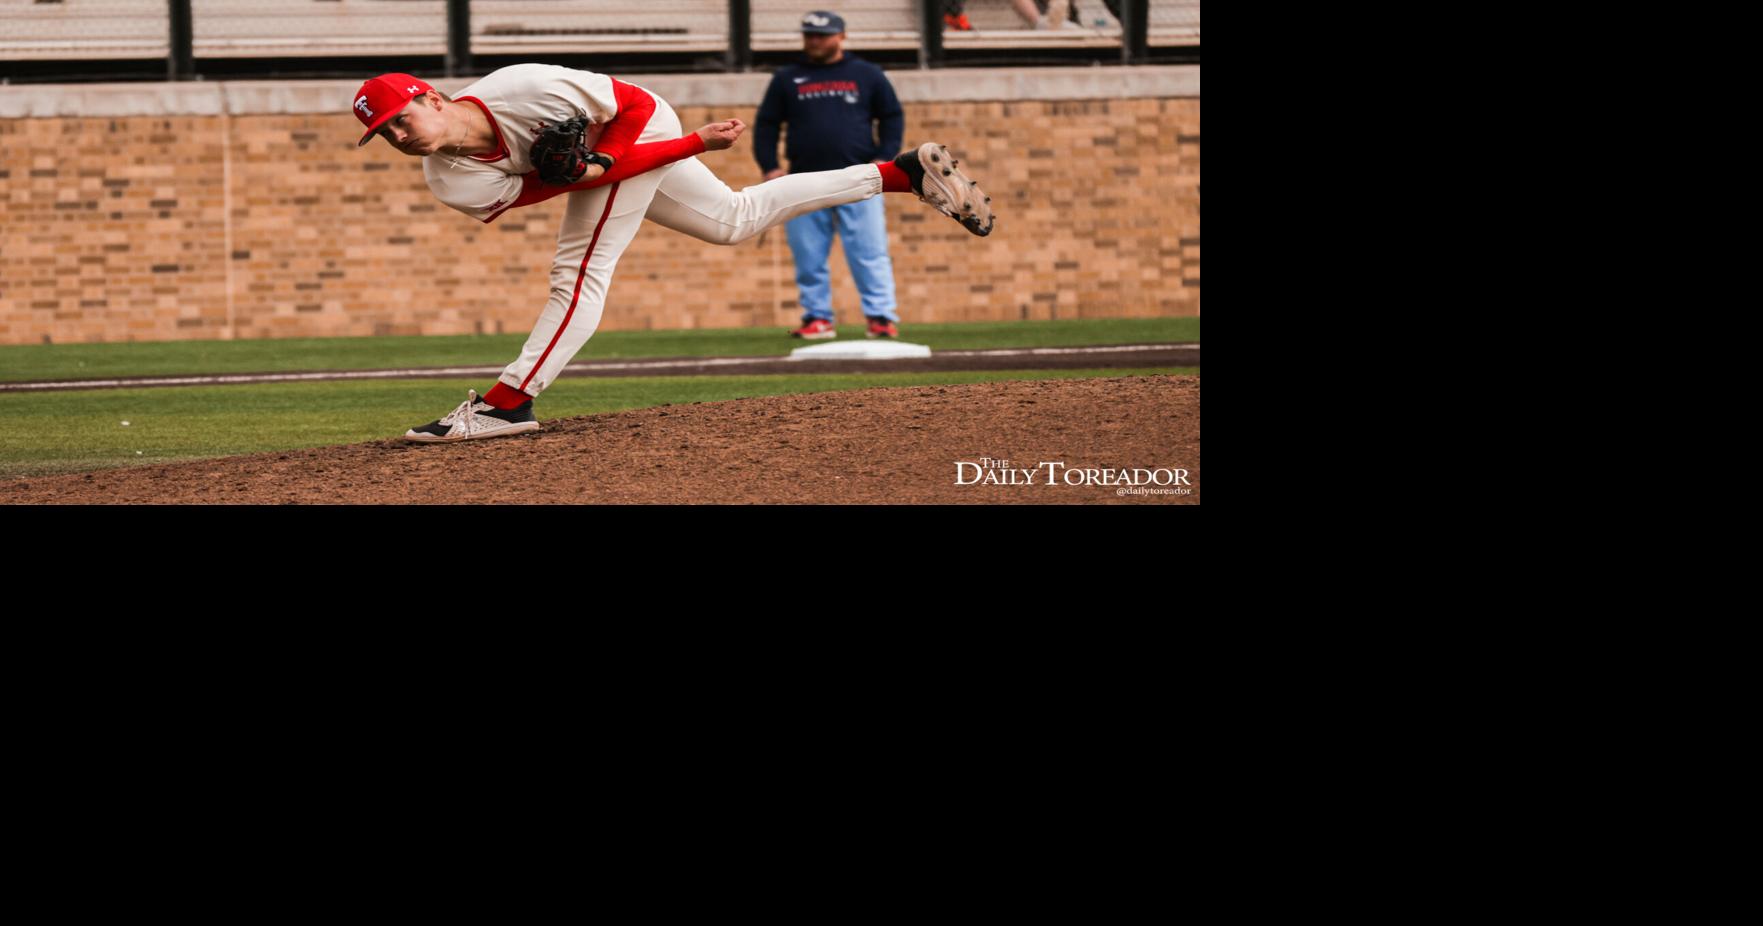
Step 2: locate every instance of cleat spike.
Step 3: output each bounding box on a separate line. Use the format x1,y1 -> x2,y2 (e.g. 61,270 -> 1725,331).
912,141 -> 993,239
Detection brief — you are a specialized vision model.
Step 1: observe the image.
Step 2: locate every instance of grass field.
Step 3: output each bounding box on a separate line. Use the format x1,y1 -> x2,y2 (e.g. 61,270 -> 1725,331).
0,366 -> 1195,479
0,318 -> 1199,480
0,317 -> 1198,383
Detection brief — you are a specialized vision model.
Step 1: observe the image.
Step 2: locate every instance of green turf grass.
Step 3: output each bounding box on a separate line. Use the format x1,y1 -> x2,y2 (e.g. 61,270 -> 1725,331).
0,367 -> 1197,479
0,317 -> 1199,383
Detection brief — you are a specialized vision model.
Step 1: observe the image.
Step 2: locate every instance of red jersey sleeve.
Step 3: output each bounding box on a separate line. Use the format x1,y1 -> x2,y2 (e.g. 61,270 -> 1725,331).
590,79 -> 657,162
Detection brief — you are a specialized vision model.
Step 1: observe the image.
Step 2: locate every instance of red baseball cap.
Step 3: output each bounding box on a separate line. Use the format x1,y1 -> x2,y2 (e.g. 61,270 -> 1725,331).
352,73 -> 435,146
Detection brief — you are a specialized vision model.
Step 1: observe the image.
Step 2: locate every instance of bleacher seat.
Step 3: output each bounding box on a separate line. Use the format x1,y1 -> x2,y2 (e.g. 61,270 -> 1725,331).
0,0 -> 1197,67
0,0 -> 170,61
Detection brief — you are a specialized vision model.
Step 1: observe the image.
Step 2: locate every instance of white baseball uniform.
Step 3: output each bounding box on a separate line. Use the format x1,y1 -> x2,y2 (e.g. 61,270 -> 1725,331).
423,63 -> 885,397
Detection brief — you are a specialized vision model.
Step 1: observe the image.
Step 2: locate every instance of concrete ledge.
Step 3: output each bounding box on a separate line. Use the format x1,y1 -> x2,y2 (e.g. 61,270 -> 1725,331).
0,65 -> 1198,118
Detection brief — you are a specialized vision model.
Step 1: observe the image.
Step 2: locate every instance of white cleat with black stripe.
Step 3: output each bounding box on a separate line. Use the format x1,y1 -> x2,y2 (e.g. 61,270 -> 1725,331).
894,141 -> 995,237
404,389 -> 542,443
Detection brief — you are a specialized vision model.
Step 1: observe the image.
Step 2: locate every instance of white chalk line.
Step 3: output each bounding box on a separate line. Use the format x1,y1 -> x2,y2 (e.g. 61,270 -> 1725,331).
0,343 -> 1199,392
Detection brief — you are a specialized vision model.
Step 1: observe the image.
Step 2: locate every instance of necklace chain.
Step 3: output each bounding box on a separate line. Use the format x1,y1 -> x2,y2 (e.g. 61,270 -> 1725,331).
443,106 -> 471,172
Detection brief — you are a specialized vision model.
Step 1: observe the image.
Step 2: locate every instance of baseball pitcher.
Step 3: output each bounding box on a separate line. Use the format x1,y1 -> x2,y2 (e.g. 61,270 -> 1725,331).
351,63 -> 994,442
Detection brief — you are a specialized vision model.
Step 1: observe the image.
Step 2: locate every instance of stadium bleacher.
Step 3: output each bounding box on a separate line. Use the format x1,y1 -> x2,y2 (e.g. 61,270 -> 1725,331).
0,0 -> 1198,79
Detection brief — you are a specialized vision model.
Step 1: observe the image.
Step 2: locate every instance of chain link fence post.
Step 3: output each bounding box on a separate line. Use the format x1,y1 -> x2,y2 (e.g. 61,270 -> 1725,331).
446,0 -> 472,78
168,0 -> 192,81
728,0 -> 752,72
1122,0 -> 1148,64
919,0 -> 943,69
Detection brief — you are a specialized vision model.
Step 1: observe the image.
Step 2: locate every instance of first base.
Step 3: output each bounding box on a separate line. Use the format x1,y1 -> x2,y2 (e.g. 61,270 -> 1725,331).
788,341 -> 932,361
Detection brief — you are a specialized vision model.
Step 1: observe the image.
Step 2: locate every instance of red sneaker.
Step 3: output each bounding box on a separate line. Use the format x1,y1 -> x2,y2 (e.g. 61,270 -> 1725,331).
944,13 -> 973,31
866,317 -> 899,339
790,318 -> 837,340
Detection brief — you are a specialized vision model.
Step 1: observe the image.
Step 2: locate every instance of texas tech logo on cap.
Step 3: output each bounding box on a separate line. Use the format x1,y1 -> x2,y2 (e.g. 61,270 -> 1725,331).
351,72 -> 435,146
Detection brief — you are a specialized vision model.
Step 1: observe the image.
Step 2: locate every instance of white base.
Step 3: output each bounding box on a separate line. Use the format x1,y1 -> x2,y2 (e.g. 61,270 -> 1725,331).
788,341 -> 933,361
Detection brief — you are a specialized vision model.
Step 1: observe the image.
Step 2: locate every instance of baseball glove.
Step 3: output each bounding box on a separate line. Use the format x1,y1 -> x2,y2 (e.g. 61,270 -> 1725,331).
531,112 -> 594,186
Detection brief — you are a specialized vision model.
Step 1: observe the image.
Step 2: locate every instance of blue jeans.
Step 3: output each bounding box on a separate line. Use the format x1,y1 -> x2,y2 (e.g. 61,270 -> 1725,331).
786,196 -> 897,323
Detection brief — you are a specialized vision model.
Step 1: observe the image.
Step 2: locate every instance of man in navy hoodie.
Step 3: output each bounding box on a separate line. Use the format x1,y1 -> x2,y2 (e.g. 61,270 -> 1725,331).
755,11 -> 907,340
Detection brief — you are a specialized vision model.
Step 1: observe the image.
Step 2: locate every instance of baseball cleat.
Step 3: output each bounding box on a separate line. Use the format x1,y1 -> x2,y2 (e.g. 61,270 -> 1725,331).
865,317 -> 899,339
894,141 -> 994,237
790,318 -> 838,340
404,389 -> 541,442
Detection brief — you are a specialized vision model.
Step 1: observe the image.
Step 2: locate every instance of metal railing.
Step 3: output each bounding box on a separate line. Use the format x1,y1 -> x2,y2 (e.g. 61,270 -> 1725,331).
0,0 -> 1198,82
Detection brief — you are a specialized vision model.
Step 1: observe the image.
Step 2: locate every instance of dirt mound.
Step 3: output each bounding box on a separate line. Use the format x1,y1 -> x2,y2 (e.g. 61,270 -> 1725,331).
1,376 -> 1200,505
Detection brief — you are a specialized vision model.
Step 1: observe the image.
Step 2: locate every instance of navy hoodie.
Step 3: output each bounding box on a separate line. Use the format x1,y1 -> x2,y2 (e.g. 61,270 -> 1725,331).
753,54 -> 905,175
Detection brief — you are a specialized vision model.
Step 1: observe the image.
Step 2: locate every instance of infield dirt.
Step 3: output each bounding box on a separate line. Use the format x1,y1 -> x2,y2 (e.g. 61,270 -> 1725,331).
1,375 -> 1199,505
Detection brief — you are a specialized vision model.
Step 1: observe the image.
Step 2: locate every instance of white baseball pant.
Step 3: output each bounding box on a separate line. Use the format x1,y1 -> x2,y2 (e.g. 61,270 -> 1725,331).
496,95 -> 884,397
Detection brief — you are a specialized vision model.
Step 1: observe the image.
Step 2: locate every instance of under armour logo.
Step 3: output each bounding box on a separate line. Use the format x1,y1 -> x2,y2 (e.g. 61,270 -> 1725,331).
407,85 -> 419,93
803,13 -> 830,26
354,95 -> 373,118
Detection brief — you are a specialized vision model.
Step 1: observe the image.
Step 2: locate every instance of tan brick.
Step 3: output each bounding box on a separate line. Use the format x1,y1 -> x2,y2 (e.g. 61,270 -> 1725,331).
2,100 -> 1200,344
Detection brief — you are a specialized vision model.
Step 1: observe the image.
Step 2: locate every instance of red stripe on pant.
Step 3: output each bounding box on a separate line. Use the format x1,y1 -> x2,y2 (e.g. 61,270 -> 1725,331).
519,182 -> 621,394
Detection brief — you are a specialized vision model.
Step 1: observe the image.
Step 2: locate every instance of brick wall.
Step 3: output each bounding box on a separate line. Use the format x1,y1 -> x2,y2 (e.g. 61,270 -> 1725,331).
0,96 -> 1198,345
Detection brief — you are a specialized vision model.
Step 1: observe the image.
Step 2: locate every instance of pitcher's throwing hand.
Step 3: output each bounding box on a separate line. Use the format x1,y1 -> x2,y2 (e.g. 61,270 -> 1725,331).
697,119 -> 747,150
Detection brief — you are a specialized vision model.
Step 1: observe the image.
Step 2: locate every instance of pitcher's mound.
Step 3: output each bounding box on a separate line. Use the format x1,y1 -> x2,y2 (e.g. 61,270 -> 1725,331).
3,375 -> 1200,505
